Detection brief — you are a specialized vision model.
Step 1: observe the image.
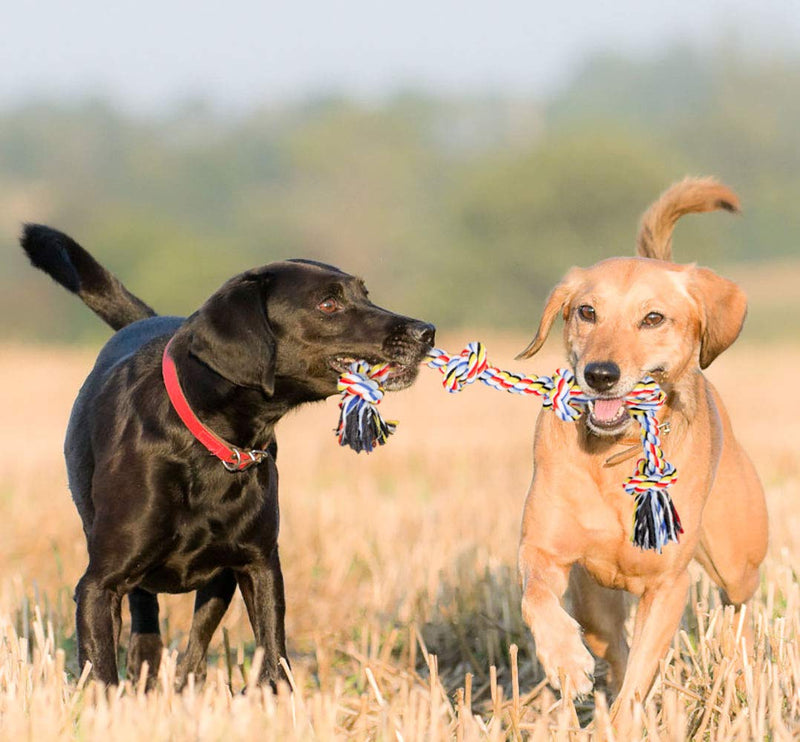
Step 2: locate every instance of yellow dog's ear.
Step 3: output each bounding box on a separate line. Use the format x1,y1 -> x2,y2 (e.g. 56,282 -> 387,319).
688,266 -> 748,369
516,269 -> 581,359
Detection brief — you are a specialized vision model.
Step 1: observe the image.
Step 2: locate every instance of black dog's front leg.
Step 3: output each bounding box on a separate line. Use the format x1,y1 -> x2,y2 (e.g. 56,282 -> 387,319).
75,571 -> 120,685
236,548 -> 289,689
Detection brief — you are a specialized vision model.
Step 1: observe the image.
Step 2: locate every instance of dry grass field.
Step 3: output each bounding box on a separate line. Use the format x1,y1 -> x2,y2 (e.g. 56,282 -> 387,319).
0,334 -> 798,740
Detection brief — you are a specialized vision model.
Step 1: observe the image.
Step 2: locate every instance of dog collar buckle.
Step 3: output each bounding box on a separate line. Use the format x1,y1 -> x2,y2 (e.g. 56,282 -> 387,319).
221,448 -> 269,472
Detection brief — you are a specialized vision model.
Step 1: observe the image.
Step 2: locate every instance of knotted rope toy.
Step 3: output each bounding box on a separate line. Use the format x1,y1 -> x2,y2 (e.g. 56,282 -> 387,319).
335,361 -> 397,453
335,342 -> 682,552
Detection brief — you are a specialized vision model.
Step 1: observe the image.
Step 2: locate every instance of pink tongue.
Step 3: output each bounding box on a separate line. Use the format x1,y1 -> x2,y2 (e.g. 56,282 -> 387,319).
593,398 -> 624,421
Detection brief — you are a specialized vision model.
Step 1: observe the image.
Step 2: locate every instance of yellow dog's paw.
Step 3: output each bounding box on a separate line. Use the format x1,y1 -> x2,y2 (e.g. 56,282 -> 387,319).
537,636 -> 595,697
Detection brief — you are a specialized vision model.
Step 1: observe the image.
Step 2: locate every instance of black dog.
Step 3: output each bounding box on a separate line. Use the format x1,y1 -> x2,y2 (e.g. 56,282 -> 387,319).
21,225 -> 434,687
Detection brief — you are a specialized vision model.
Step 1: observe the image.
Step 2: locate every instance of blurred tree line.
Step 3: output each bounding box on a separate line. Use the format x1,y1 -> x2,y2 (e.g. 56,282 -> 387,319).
2,43 -> 798,342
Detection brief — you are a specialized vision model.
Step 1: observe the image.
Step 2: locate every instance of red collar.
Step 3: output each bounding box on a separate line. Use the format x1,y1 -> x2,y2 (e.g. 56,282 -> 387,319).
161,337 -> 269,472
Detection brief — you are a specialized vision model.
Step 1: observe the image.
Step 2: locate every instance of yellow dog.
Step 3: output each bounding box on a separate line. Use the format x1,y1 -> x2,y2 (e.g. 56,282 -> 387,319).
516,177 -> 768,724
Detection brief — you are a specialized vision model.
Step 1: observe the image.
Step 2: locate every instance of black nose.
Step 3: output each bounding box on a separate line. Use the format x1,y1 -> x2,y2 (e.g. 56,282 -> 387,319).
408,321 -> 436,347
584,361 -> 621,392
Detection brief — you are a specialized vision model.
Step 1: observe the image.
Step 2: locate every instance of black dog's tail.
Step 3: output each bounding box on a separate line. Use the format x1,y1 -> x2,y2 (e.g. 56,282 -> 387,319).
20,224 -> 157,331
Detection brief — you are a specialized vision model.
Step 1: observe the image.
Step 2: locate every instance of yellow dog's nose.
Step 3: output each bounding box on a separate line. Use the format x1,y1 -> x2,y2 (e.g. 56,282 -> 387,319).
584,361 -> 620,392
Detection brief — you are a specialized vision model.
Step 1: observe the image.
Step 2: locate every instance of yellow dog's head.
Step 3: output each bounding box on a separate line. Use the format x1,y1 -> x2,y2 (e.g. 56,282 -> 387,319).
518,177 -> 747,436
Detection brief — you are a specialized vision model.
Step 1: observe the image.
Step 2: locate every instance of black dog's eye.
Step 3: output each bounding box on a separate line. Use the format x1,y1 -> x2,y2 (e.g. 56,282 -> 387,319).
317,297 -> 342,314
641,311 -> 665,328
577,305 -> 596,323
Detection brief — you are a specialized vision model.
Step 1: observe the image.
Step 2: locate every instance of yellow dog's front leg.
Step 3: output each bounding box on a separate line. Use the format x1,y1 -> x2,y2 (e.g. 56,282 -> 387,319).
610,571 -> 690,731
519,548 -> 595,697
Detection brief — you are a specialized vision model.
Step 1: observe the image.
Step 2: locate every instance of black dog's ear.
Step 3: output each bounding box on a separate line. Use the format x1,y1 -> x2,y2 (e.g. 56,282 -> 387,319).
188,273 -> 276,395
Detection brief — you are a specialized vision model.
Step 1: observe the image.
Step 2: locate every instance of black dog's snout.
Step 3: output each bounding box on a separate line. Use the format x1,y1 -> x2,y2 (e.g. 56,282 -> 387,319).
584,361 -> 621,392
408,321 -> 436,347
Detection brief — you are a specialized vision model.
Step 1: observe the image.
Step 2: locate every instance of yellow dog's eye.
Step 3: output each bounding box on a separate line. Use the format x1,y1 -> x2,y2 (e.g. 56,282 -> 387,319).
318,298 -> 341,314
577,305 -> 596,322
641,311 -> 664,327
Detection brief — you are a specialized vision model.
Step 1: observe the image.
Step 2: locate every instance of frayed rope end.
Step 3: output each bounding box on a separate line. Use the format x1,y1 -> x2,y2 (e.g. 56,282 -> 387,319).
335,361 -> 397,453
631,485 -> 683,553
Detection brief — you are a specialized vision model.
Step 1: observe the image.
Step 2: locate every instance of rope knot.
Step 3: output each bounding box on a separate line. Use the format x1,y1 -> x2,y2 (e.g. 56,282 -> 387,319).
624,461 -> 678,495
428,342 -> 489,393
543,368 -> 589,422
335,361 -> 396,453
337,360 -> 388,404
623,377 -> 666,414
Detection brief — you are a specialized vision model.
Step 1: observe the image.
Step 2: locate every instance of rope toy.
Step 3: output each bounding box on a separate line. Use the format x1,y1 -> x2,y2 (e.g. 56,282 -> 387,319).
335,342 -> 682,552
335,361 -> 397,453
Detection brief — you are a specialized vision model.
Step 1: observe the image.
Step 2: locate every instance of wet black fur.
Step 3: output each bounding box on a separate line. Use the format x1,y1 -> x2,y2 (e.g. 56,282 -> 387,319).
21,225 -> 435,687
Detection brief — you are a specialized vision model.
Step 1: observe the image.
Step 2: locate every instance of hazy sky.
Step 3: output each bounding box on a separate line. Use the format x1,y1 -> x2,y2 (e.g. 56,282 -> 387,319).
3,0 -> 798,112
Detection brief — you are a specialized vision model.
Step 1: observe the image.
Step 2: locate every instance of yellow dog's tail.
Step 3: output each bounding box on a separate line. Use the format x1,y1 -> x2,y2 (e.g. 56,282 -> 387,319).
636,176 -> 740,261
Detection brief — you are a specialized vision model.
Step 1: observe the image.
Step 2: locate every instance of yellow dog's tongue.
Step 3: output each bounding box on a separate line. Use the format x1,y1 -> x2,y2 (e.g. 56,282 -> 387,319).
593,398 -> 624,421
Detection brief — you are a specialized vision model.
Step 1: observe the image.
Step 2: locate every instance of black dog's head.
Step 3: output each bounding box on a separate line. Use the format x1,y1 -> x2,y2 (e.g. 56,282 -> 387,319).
184,260 -> 435,400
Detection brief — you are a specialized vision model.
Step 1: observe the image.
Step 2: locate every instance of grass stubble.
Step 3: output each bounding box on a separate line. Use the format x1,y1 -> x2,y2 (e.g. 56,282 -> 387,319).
0,335 -> 797,740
